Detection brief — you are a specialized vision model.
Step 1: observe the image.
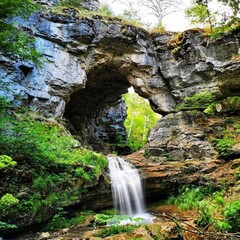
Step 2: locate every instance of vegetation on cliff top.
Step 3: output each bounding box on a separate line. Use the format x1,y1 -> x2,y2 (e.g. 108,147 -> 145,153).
0,99 -> 107,230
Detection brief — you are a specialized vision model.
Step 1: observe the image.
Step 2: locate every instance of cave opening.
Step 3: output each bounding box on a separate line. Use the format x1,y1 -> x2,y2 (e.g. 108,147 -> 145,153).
64,64 -> 160,154
64,64 -> 131,153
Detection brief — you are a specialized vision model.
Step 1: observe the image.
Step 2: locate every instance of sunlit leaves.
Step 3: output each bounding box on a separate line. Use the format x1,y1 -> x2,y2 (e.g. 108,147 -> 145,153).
123,91 -> 160,151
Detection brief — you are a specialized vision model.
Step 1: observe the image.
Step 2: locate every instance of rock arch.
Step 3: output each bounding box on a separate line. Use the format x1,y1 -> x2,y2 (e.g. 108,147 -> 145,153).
1,11 -> 240,157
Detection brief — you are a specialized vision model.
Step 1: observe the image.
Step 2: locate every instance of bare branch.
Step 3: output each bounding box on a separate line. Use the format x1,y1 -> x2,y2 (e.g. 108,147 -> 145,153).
139,0 -> 183,23
155,212 -> 240,239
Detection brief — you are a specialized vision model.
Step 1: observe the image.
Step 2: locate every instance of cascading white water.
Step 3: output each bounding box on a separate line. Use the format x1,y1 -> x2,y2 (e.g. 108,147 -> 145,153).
108,156 -> 145,215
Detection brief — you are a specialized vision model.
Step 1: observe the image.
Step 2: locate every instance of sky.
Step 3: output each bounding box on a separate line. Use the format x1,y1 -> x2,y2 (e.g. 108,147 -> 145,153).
99,0 -> 229,32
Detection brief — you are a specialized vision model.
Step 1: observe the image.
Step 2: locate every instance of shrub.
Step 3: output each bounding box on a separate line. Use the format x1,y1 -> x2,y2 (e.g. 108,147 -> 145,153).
221,201 -> 240,232
0,102 -> 107,227
45,211 -> 85,231
167,186 -> 205,210
211,117 -> 240,158
0,194 -> 19,213
196,201 -> 215,227
0,155 -> 17,170
0,107 -> 107,177
0,221 -> 17,229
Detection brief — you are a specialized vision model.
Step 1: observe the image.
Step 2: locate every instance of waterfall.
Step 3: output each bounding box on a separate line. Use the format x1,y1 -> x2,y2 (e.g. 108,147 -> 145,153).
108,156 -> 145,215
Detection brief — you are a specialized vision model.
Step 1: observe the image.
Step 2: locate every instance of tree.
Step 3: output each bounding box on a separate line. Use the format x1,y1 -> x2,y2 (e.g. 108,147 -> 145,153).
0,0 -> 42,65
138,0 -> 182,24
118,0 -> 142,22
217,0 -> 239,15
185,1 -> 215,30
123,91 -> 160,151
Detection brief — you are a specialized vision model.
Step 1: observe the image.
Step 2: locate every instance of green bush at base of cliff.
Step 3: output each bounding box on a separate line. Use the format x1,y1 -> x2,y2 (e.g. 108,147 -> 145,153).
0,103 -> 107,229
44,211 -> 85,231
197,194 -> 240,233
167,186 -> 209,210
0,221 -> 17,230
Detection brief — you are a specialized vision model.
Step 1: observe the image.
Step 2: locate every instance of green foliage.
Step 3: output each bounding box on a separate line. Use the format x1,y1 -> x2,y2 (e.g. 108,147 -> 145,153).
0,221 -> 17,229
0,107 -> 107,173
95,225 -> 137,238
196,201 -> 215,227
210,17 -> 240,39
167,186 -> 206,210
99,4 -> 113,16
219,200 -> 240,232
0,102 -> 107,227
0,155 -> 17,170
0,0 -> 42,65
176,91 -> 215,111
212,138 -> 236,157
94,214 -> 128,226
204,96 -> 240,116
45,211 -> 85,231
75,167 -> 91,181
0,27 -> 43,67
123,91 -> 160,152
58,0 -> 80,7
0,0 -> 37,19
193,189 -> 240,232
217,0 -> 239,15
211,117 -> 240,158
0,194 -> 19,212
185,2 -> 214,27
94,214 -> 144,226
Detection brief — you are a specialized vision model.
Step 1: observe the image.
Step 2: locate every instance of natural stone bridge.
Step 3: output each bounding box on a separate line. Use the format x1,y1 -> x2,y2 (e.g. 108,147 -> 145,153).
1,9 -> 240,159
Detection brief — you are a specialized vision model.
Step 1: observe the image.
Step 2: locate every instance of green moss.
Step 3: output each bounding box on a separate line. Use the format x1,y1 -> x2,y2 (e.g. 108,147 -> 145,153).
0,106 -> 107,172
176,91 -> 215,111
204,96 -> 240,116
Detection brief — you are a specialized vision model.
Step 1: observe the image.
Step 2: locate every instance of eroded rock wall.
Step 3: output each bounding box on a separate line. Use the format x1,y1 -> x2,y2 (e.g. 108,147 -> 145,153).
0,7 -> 240,154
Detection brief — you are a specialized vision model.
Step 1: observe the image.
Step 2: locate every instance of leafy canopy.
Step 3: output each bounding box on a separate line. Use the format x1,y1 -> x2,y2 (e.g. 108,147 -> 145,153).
123,91 -> 160,151
0,0 -> 42,65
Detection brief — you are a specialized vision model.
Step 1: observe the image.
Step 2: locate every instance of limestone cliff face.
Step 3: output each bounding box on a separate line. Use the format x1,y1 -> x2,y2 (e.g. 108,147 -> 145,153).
1,8 -> 239,152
